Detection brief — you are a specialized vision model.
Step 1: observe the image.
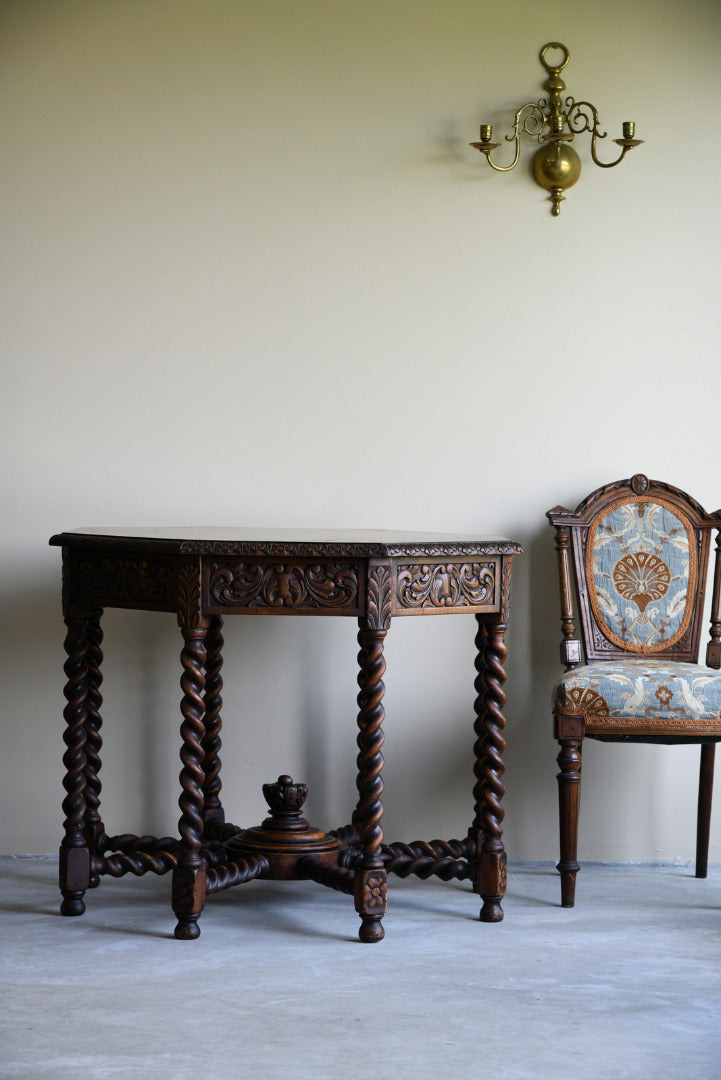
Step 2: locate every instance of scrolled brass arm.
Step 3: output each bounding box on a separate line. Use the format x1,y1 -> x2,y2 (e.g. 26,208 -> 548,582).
470,102 -> 545,172
518,101 -> 548,141
566,99 -> 642,168
565,99 -> 604,137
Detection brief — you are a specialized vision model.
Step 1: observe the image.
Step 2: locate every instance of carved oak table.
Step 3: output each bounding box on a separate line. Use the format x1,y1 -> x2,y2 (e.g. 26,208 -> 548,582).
50,528 -> 522,942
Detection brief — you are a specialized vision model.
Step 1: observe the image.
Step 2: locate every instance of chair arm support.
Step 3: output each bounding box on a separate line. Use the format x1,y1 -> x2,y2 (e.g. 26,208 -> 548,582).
707,527 -> 721,669
547,516 -> 581,670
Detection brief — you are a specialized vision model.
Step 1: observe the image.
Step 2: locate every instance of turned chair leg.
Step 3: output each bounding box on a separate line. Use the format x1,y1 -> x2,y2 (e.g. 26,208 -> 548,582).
696,743 -> 715,879
555,712 -> 584,908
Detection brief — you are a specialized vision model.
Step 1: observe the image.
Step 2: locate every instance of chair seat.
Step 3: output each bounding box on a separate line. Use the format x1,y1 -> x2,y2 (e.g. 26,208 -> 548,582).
553,659 -> 721,736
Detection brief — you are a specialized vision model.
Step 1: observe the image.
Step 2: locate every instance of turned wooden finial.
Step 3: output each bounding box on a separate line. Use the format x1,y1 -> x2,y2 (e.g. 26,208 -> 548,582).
262,775 -> 309,830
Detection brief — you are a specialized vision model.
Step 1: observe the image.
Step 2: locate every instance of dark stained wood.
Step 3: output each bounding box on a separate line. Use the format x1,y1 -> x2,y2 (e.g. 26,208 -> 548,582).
172,627 -> 208,939
696,743 -> 715,879
223,775 -> 341,881
354,622 -> 388,941
554,712 -> 584,906
471,615 -> 509,921
84,611 -> 104,887
51,528 -> 521,940
708,531 -> 721,670
551,523 -> 582,670
201,616 -> 225,830
59,616 -> 91,916
548,475 -> 721,906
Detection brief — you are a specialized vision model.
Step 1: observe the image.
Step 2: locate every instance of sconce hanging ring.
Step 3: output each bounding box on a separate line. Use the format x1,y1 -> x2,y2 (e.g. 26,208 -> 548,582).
539,42 -> 570,75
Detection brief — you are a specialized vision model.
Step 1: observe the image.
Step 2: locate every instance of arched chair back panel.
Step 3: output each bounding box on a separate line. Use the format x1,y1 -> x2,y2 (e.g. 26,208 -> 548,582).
547,474 -> 721,906
552,474 -> 717,665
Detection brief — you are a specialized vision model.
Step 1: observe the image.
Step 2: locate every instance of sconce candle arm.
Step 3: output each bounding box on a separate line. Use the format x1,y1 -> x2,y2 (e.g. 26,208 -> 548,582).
566,99 -> 643,168
474,135 -> 522,174
591,139 -> 632,169
470,102 -> 545,172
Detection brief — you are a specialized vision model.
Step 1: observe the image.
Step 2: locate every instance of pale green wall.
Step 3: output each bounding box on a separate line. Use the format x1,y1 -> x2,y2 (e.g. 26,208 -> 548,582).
3,0 -> 721,864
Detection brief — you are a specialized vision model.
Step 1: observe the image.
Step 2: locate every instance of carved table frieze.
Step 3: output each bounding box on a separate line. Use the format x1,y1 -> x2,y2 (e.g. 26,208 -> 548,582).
73,554 -> 175,610
205,559 -> 361,613
395,560 -> 498,613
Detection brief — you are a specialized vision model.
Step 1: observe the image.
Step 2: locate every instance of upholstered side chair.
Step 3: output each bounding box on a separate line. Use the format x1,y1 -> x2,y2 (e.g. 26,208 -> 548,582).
547,474 -> 721,906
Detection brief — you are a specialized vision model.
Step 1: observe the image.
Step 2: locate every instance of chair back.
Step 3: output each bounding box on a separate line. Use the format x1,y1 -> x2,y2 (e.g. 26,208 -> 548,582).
548,474 -> 721,670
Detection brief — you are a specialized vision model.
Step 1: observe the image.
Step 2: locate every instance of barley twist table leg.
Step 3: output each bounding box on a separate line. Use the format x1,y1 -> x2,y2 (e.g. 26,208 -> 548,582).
202,615 -> 224,831
59,616 -> 91,916
470,616 -> 488,854
85,610 -> 105,886
353,624 -> 387,943
473,616 -> 508,923
173,627 -> 208,939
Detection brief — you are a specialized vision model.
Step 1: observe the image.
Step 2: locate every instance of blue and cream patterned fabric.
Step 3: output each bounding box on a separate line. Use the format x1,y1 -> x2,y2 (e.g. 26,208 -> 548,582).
588,498 -> 696,653
553,659 -> 721,734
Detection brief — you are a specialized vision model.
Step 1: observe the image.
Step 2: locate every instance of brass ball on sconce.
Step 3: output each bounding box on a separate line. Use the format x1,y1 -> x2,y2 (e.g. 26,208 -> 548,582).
531,142 -> 581,216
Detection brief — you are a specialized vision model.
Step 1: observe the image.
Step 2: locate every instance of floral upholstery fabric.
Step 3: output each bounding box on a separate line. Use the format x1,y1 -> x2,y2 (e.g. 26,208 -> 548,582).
553,659 -> 721,734
587,498 -> 695,653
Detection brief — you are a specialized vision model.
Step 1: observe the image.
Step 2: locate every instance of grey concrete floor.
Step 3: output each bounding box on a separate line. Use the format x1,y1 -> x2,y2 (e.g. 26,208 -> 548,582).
1,858 -> 719,1080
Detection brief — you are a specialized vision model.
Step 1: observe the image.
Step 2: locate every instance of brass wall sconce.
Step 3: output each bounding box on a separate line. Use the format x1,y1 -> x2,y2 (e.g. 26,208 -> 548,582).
471,42 -> 643,216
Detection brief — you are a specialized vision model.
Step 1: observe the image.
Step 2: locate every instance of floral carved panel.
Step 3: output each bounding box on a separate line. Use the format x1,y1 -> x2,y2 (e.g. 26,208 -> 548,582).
395,561 -> 499,614
205,560 -> 361,614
